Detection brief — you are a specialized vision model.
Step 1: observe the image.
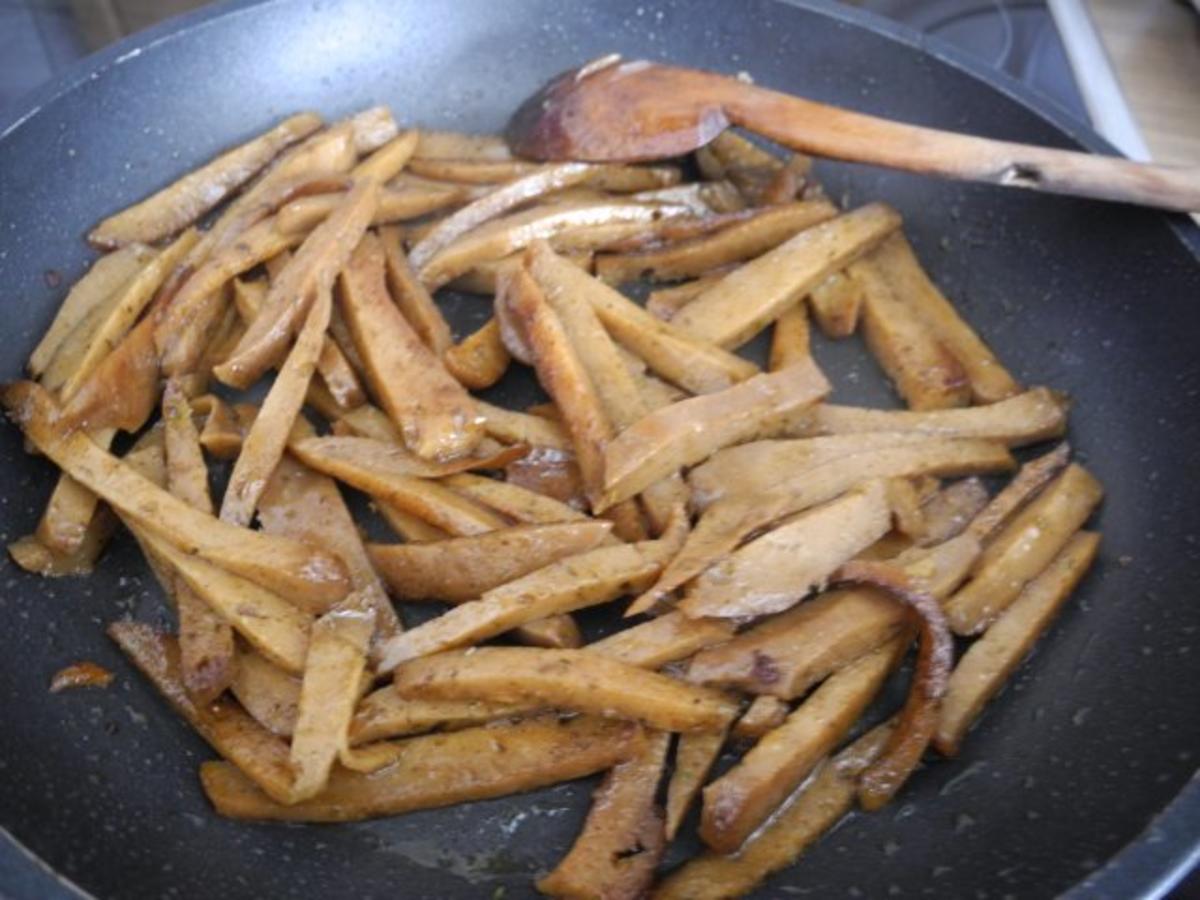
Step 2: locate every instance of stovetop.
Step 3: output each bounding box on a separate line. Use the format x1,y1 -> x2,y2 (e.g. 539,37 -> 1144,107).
0,1 -> 1091,133
857,0 -> 1090,127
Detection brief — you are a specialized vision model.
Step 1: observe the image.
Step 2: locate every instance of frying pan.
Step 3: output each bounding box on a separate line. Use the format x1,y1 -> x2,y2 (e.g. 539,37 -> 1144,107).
1,0 -> 1198,897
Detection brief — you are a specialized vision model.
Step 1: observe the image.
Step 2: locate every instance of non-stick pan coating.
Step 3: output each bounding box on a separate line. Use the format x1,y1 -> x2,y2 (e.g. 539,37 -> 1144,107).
0,1 -> 1197,897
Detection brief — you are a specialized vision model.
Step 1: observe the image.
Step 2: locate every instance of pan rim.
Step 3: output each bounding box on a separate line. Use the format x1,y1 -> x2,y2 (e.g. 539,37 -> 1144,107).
0,0 -> 1196,897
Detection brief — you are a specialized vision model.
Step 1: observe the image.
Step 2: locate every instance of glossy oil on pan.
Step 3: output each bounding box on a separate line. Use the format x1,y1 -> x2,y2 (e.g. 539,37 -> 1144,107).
0,1 -> 1197,897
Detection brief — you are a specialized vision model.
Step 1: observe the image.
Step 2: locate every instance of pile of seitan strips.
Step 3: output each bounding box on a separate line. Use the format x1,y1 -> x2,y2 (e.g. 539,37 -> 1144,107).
6,105 -> 1101,899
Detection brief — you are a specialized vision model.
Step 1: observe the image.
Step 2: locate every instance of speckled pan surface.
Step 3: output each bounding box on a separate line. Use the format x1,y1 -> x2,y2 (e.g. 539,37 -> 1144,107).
0,0 -> 1198,897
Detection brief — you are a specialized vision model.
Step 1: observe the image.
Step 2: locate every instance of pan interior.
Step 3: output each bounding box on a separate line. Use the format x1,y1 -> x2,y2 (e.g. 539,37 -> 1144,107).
0,1 -> 1197,897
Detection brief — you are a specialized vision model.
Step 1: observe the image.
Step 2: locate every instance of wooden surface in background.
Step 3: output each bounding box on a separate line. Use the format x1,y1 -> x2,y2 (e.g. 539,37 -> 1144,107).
1087,0 -> 1200,167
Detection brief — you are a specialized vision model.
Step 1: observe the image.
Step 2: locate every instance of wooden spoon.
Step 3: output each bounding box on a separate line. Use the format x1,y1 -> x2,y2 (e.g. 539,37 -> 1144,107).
506,56 -> 1200,213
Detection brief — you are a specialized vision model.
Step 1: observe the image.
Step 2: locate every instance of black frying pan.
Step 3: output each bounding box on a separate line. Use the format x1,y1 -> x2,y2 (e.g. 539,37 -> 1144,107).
1,1 -> 1198,897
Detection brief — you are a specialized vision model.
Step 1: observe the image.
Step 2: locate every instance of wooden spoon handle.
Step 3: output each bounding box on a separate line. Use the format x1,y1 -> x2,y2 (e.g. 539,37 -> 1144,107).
716,77 -> 1200,213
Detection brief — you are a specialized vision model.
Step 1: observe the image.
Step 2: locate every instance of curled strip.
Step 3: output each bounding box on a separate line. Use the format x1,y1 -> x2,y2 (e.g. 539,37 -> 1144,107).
833,558 -> 954,811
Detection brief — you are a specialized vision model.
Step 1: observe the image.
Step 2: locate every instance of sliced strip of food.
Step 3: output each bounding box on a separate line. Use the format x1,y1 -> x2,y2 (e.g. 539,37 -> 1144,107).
800,388 -> 1068,446
672,203 -> 901,348
496,450 -> 580,511
290,434 -> 522,482
276,182 -> 465,233
366,521 -> 614,602
807,269 -> 863,338
347,106 -> 398,154
407,156 -> 544,183
207,169 -> 354,252
594,200 -> 836,284
888,477 -> 929,539
58,230 -> 200,400
380,225 -> 454,354
919,478 -> 990,546
258,448 -> 401,640
679,480 -> 892,619
33,428 -> 116,554
645,272 -> 728,321
200,715 -> 635,822
15,414 -> 152,572
174,302 -> 244,399
197,395 -> 247,458
349,689 -> 536,744
220,286 -> 332,526
29,244 -> 156,377
391,647 -> 738,732
686,534 -> 978,698
945,463 -> 1103,634
476,399 -> 572,451
695,131 -> 789,205
38,276 -> 131,397
652,723 -> 894,900
377,529 -> 680,668
583,164 -> 682,192
443,318 -> 510,390
965,442 -> 1071,544
539,729 -> 670,900
602,358 -> 830,510
409,162 -> 596,269
353,614 -> 731,746
419,201 -> 688,289
689,432 -> 956,508
568,262 -> 760,394
937,531 -> 1100,756
413,130 -> 512,160
411,158 -> 678,191
88,112 -> 322,248
332,402 -> 401,442
529,241 -> 650,433
230,650 -> 300,737
528,241 -> 685,531
450,248 -> 593,295
7,514 -> 113,577
225,269 -> 367,414
441,472 -> 590,525
665,726 -> 729,841
4,381 -> 350,606
872,232 -> 1020,403
507,613 -> 582,650
852,253 -> 970,410
375,501 -> 450,542
62,310 -> 163,433
289,604 -> 375,801
731,695 -> 790,742
313,333 -> 365,411
338,231 -> 482,460
393,171 -> 493,203
156,218 -> 303,376
351,129 -> 418,182
290,444 -> 508,536
646,439 -> 1010,611
215,180 -> 378,389
768,304 -> 812,371
224,123 -> 355,227
587,611 -> 735,669
135,529 -> 313,673
163,381 -> 235,702
691,588 -> 902,700
700,638 -> 903,852
108,623 -> 295,804
500,260 -> 612,505
596,212 -> 759,255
